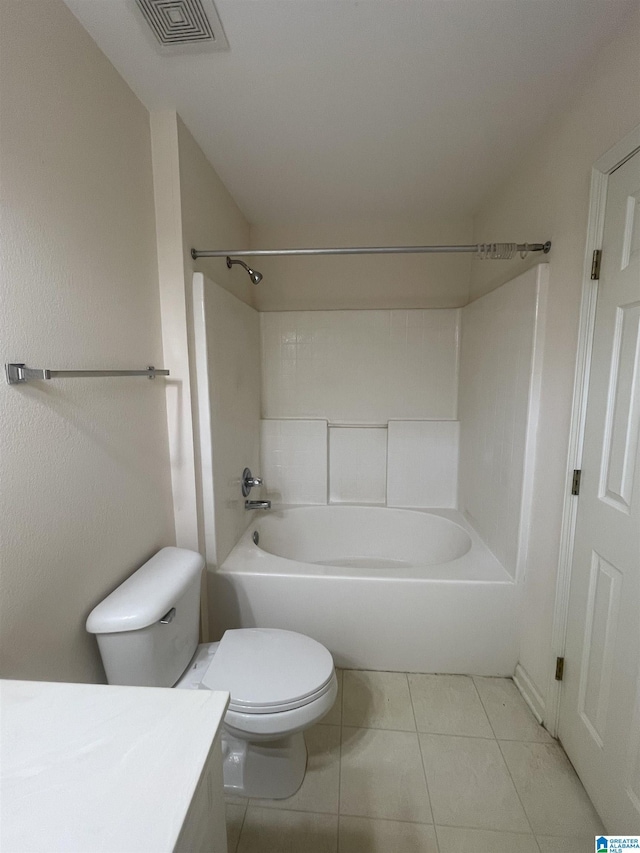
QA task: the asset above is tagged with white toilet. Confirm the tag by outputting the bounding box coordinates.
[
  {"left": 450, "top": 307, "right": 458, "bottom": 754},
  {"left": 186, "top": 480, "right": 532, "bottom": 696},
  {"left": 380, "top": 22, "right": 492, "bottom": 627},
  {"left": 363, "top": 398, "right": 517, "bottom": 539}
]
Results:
[{"left": 86, "top": 547, "right": 338, "bottom": 799}]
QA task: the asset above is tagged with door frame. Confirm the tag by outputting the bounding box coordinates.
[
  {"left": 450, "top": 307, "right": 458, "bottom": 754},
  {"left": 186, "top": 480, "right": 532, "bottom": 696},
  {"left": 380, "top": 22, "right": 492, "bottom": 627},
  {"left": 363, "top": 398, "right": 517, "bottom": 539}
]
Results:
[{"left": 546, "top": 124, "right": 640, "bottom": 737}]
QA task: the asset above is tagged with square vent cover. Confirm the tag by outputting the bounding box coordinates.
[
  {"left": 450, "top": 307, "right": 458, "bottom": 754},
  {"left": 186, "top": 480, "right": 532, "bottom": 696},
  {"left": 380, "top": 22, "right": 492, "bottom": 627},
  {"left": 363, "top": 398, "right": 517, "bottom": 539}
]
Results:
[{"left": 135, "top": 0, "right": 229, "bottom": 51}]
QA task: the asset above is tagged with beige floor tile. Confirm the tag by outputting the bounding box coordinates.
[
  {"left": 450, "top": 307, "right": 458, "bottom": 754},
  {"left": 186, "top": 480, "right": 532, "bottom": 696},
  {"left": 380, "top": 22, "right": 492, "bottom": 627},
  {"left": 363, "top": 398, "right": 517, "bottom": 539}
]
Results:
[
  {"left": 339, "top": 816, "right": 438, "bottom": 852},
  {"left": 473, "top": 677, "right": 553, "bottom": 742},
  {"left": 226, "top": 803, "right": 247, "bottom": 853},
  {"left": 419, "top": 733, "right": 530, "bottom": 832},
  {"left": 499, "top": 741, "right": 604, "bottom": 837},
  {"left": 340, "top": 727, "right": 432, "bottom": 823},
  {"left": 436, "top": 826, "right": 540, "bottom": 853},
  {"left": 251, "top": 725, "right": 340, "bottom": 814},
  {"left": 323, "top": 669, "right": 343, "bottom": 726},
  {"left": 537, "top": 836, "right": 594, "bottom": 852},
  {"left": 343, "top": 670, "right": 415, "bottom": 730},
  {"left": 409, "top": 674, "right": 493, "bottom": 737},
  {"left": 237, "top": 807, "right": 338, "bottom": 853}
]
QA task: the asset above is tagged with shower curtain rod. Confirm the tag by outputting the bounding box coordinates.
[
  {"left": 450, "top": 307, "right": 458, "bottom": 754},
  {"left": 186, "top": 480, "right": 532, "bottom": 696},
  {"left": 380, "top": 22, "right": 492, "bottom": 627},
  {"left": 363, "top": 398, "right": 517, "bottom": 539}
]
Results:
[{"left": 191, "top": 241, "right": 551, "bottom": 260}]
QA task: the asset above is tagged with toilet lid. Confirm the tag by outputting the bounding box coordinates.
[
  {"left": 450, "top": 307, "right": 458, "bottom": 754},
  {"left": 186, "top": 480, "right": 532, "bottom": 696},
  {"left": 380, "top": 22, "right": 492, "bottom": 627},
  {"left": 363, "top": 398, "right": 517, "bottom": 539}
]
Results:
[{"left": 200, "top": 629, "right": 335, "bottom": 714}]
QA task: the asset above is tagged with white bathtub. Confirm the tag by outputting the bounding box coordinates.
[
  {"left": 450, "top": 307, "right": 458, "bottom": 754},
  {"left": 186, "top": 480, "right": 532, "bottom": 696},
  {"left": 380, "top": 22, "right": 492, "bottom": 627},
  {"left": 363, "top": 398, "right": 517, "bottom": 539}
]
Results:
[{"left": 213, "top": 506, "right": 519, "bottom": 674}]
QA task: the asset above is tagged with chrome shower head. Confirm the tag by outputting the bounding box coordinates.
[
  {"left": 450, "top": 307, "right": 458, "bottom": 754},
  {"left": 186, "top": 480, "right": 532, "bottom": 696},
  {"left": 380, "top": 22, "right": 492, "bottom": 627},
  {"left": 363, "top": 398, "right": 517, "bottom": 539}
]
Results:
[{"left": 226, "top": 257, "right": 263, "bottom": 285}]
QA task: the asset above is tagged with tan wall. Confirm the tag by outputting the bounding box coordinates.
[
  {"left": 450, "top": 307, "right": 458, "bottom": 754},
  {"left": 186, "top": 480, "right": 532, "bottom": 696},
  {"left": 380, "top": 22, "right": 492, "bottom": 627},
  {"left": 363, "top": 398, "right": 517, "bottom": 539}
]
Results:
[
  {"left": 0, "top": 0, "right": 175, "bottom": 682},
  {"left": 179, "top": 117, "right": 254, "bottom": 309},
  {"left": 471, "top": 8, "right": 640, "bottom": 714},
  {"left": 251, "top": 218, "right": 473, "bottom": 311}
]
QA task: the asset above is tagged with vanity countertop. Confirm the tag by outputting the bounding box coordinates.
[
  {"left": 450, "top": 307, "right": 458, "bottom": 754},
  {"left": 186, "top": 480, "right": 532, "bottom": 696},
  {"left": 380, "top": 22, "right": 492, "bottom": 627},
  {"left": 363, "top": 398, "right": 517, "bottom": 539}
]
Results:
[{"left": 0, "top": 679, "right": 229, "bottom": 852}]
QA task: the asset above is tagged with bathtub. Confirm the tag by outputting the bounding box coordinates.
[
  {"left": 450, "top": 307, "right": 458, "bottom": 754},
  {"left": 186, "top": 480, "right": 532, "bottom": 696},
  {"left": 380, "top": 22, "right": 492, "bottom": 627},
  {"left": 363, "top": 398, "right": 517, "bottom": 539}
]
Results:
[{"left": 213, "top": 506, "right": 519, "bottom": 674}]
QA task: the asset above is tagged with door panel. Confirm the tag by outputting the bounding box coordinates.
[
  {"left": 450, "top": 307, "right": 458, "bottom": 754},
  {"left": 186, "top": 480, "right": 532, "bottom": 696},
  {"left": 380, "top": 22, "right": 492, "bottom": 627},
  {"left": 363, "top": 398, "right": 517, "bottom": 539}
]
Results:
[{"left": 599, "top": 301, "right": 640, "bottom": 511}]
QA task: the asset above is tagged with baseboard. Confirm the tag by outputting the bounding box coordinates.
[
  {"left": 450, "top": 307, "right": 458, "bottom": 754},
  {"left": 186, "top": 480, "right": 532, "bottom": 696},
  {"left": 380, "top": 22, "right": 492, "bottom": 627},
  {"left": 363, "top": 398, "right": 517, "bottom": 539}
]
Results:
[{"left": 513, "top": 663, "right": 546, "bottom": 724}]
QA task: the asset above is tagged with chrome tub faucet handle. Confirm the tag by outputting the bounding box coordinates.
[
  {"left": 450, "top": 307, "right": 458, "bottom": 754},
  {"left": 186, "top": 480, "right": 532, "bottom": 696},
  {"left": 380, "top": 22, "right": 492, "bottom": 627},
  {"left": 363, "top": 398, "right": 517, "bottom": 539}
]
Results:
[{"left": 242, "top": 467, "right": 263, "bottom": 497}]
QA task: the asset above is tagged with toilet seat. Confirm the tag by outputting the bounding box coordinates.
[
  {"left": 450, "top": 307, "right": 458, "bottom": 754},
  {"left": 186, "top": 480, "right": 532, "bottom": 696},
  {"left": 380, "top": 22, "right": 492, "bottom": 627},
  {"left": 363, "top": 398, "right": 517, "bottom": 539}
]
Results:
[{"left": 200, "top": 628, "right": 335, "bottom": 714}]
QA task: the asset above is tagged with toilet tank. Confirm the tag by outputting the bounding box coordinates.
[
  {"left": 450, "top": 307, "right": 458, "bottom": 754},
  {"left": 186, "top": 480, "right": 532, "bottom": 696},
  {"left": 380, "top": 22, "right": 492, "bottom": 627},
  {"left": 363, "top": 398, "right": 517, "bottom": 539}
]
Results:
[{"left": 86, "top": 547, "right": 204, "bottom": 687}]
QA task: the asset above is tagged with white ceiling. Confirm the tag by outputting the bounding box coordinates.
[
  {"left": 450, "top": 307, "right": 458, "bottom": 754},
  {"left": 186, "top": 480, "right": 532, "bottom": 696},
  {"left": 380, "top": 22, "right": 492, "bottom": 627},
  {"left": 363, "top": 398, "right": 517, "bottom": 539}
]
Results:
[{"left": 65, "top": 0, "right": 636, "bottom": 226}]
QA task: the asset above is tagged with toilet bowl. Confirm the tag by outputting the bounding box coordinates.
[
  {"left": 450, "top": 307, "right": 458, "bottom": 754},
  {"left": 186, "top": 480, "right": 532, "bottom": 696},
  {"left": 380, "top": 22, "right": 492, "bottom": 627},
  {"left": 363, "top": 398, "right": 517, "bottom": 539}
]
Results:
[
  {"left": 86, "top": 547, "right": 337, "bottom": 799},
  {"left": 175, "top": 631, "right": 338, "bottom": 798}
]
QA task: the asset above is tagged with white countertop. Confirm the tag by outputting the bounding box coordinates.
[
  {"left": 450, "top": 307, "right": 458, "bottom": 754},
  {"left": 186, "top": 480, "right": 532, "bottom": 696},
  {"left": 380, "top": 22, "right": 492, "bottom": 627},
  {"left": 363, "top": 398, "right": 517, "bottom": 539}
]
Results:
[{"left": 0, "top": 679, "right": 229, "bottom": 853}]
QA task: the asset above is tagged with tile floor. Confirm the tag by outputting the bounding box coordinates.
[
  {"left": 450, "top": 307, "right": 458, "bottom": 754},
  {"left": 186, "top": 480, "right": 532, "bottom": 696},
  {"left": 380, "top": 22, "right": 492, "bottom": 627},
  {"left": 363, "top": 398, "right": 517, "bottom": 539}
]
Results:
[{"left": 225, "top": 670, "right": 604, "bottom": 852}]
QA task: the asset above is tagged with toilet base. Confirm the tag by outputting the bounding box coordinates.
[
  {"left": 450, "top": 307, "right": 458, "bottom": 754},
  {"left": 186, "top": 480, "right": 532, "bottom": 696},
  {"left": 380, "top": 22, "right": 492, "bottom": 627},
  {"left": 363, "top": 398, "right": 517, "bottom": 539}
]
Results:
[{"left": 221, "top": 731, "right": 308, "bottom": 799}]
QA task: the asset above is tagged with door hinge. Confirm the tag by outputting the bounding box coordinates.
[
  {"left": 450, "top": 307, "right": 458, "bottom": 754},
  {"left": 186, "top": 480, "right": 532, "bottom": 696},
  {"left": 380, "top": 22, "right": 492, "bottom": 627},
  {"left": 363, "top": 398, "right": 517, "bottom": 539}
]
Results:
[
  {"left": 555, "top": 657, "right": 565, "bottom": 681},
  {"left": 571, "top": 469, "right": 581, "bottom": 495},
  {"left": 590, "top": 249, "right": 602, "bottom": 280}
]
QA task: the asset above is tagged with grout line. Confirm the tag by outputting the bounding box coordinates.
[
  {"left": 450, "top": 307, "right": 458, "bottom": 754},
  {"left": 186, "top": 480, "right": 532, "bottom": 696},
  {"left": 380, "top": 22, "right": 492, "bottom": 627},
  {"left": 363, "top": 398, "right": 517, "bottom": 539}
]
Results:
[
  {"left": 496, "top": 738, "right": 537, "bottom": 838},
  {"left": 338, "top": 813, "right": 542, "bottom": 833},
  {"left": 237, "top": 800, "right": 248, "bottom": 852},
  {"left": 471, "top": 674, "right": 498, "bottom": 740},
  {"left": 244, "top": 805, "right": 339, "bottom": 818},
  {"left": 414, "top": 730, "right": 496, "bottom": 741},
  {"left": 432, "top": 823, "right": 538, "bottom": 835},
  {"left": 342, "top": 723, "right": 453, "bottom": 735},
  {"left": 244, "top": 800, "right": 588, "bottom": 843},
  {"left": 407, "top": 672, "right": 438, "bottom": 845},
  {"left": 339, "top": 811, "right": 436, "bottom": 827},
  {"left": 338, "top": 813, "right": 543, "bottom": 833},
  {"left": 473, "top": 675, "right": 552, "bottom": 739},
  {"left": 244, "top": 802, "right": 551, "bottom": 836},
  {"left": 471, "top": 681, "right": 541, "bottom": 844},
  {"left": 231, "top": 797, "right": 248, "bottom": 853},
  {"left": 339, "top": 724, "right": 541, "bottom": 739},
  {"left": 493, "top": 736, "right": 557, "bottom": 744},
  {"left": 254, "top": 805, "right": 340, "bottom": 816}
]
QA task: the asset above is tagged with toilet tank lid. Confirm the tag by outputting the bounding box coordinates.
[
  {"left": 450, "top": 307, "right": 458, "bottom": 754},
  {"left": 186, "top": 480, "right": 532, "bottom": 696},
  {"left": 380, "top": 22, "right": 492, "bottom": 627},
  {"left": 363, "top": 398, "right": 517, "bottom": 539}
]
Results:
[{"left": 86, "top": 547, "right": 204, "bottom": 635}]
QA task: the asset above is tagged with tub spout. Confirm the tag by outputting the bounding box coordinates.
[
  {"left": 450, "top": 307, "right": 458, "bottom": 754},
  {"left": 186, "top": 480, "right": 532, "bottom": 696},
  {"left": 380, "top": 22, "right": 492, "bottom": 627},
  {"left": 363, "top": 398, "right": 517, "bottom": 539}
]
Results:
[{"left": 245, "top": 499, "right": 271, "bottom": 511}]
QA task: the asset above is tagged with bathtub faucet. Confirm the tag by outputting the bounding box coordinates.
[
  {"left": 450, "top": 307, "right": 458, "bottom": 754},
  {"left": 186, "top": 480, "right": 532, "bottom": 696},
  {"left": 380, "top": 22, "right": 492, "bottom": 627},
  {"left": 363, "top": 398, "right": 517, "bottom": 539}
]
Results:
[{"left": 245, "top": 499, "right": 271, "bottom": 511}]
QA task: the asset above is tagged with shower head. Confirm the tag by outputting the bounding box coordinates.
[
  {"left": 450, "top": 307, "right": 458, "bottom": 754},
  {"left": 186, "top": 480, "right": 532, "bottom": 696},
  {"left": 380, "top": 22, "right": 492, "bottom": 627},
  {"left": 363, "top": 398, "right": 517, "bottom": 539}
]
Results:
[{"left": 226, "top": 257, "right": 263, "bottom": 285}]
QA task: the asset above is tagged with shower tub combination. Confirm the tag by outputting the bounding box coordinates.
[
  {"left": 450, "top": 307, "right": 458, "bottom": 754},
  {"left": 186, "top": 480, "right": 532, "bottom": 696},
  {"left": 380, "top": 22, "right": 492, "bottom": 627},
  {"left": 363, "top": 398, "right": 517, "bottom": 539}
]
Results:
[{"left": 213, "top": 506, "right": 518, "bottom": 674}]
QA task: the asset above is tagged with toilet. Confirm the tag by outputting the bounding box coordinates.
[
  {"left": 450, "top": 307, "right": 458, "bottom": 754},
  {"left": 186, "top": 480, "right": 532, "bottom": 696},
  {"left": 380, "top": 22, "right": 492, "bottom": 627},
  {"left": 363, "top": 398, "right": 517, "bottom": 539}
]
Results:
[{"left": 86, "top": 547, "right": 337, "bottom": 799}]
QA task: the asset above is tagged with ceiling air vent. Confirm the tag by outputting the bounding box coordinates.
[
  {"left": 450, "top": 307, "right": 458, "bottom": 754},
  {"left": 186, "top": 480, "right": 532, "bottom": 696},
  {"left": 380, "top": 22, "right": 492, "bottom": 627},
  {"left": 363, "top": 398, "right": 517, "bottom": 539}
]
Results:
[{"left": 134, "top": 0, "right": 229, "bottom": 51}]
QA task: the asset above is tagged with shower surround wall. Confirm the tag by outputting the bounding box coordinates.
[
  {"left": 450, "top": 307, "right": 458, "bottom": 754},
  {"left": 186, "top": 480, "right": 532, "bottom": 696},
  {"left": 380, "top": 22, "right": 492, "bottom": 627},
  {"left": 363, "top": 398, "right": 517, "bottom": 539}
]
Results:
[
  {"left": 258, "top": 266, "right": 547, "bottom": 557},
  {"left": 458, "top": 265, "right": 548, "bottom": 579},
  {"left": 260, "top": 309, "right": 461, "bottom": 506},
  {"left": 192, "top": 274, "right": 261, "bottom": 567}
]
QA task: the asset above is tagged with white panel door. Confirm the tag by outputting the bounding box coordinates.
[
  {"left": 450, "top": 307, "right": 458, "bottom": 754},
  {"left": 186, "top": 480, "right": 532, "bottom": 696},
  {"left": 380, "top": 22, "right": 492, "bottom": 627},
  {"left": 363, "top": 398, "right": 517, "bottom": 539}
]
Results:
[{"left": 559, "top": 148, "right": 640, "bottom": 831}]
